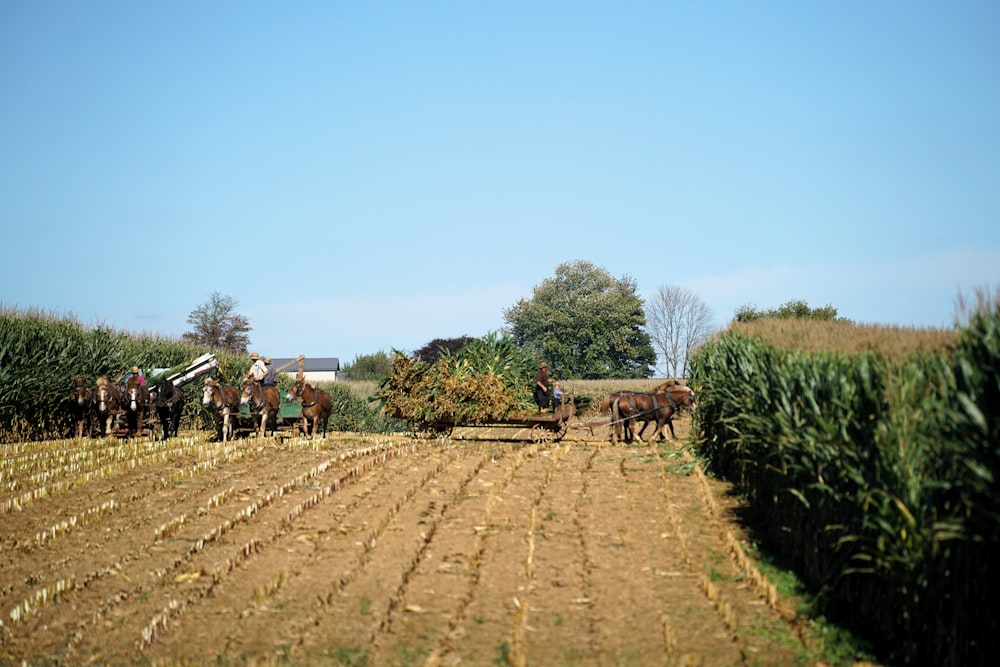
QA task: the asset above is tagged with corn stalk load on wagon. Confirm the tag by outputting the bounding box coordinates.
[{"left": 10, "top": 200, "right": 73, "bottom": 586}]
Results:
[{"left": 378, "top": 348, "right": 576, "bottom": 443}]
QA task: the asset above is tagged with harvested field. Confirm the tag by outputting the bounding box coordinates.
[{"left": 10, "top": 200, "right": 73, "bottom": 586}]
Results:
[{"left": 1, "top": 416, "right": 814, "bottom": 666}]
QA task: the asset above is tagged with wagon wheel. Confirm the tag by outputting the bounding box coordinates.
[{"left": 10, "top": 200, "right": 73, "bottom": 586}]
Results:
[{"left": 530, "top": 423, "right": 556, "bottom": 444}]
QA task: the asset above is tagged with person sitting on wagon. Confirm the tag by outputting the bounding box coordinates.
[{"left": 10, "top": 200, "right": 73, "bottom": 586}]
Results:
[
  {"left": 552, "top": 381, "right": 564, "bottom": 403},
  {"left": 124, "top": 365, "right": 146, "bottom": 387},
  {"left": 262, "top": 356, "right": 277, "bottom": 387},
  {"left": 247, "top": 352, "right": 267, "bottom": 385}
]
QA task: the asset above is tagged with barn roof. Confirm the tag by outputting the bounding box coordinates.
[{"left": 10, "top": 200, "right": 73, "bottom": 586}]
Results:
[{"left": 270, "top": 357, "right": 340, "bottom": 372}]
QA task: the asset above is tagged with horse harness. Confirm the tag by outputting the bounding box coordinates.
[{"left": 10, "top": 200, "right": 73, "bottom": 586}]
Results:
[
  {"left": 297, "top": 383, "right": 321, "bottom": 409},
  {"left": 611, "top": 391, "right": 681, "bottom": 425}
]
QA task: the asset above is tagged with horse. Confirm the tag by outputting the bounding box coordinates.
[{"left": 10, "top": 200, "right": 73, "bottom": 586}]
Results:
[
  {"left": 123, "top": 374, "right": 150, "bottom": 438},
  {"left": 202, "top": 378, "right": 241, "bottom": 442},
  {"left": 285, "top": 377, "right": 332, "bottom": 439},
  {"left": 94, "top": 376, "right": 123, "bottom": 436},
  {"left": 609, "top": 390, "right": 680, "bottom": 444},
  {"left": 151, "top": 379, "right": 185, "bottom": 440},
  {"left": 600, "top": 390, "right": 636, "bottom": 443},
  {"left": 240, "top": 378, "right": 280, "bottom": 438},
  {"left": 665, "top": 384, "right": 697, "bottom": 415},
  {"left": 72, "top": 376, "right": 94, "bottom": 438}
]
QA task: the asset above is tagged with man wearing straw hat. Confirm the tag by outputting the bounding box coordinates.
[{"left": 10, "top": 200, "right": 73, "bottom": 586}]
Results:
[{"left": 247, "top": 352, "right": 267, "bottom": 384}]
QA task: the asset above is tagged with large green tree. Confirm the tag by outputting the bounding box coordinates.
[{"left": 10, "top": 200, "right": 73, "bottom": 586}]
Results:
[{"left": 504, "top": 260, "right": 656, "bottom": 379}]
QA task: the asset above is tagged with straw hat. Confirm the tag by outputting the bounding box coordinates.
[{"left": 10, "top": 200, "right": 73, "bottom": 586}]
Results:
[
  {"left": 131, "top": 365, "right": 139, "bottom": 374},
  {"left": 250, "top": 352, "right": 259, "bottom": 360},
  {"left": 263, "top": 356, "right": 271, "bottom": 364}
]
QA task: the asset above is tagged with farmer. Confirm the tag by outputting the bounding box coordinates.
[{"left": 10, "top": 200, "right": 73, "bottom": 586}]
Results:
[
  {"left": 262, "top": 356, "right": 277, "bottom": 387},
  {"left": 247, "top": 352, "right": 267, "bottom": 384},
  {"left": 534, "top": 362, "right": 551, "bottom": 412}
]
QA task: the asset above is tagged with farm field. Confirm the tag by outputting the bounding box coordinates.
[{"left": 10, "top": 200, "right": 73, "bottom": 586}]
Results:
[{"left": 2, "top": 417, "right": 817, "bottom": 666}]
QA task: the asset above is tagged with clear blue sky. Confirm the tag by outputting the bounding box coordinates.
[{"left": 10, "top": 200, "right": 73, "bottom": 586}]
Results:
[{"left": 3, "top": 1, "right": 998, "bottom": 367}]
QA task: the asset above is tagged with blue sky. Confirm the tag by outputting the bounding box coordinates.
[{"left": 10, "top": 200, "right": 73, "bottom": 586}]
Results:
[{"left": 2, "top": 1, "right": 998, "bottom": 368}]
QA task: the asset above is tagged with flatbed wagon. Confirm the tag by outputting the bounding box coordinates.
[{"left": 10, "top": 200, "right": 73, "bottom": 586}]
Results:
[
  {"left": 401, "top": 394, "right": 576, "bottom": 443},
  {"left": 232, "top": 394, "right": 304, "bottom": 438}
]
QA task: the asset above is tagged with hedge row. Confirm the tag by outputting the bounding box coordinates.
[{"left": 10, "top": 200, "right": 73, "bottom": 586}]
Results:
[{"left": 690, "top": 314, "right": 999, "bottom": 665}]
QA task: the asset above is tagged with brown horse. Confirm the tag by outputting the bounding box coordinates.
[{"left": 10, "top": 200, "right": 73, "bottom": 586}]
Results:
[
  {"left": 124, "top": 375, "right": 150, "bottom": 438},
  {"left": 665, "top": 384, "right": 696, "bottom": 414},
  {"left": 240, "top": 379, "right": 280, "bottom": 438},
  {"left": 610, "top": 390, "right": 680, "bottom": 443},
  {"left": 201, "top": 378, "right": 241, "bottom": 442},
  {"left": 285, "top": 377, "right": 332, "bottom": 439},
  {"left": 94, "top": 376, "right": 123, "bottom": 436},
  {"left": 72, "top": 376, "right": 94, "bottom": 438}
]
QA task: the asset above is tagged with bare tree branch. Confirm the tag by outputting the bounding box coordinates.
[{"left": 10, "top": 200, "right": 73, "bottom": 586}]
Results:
[{"left": 645, "top": 285, "right": 716, "bottom": 378}]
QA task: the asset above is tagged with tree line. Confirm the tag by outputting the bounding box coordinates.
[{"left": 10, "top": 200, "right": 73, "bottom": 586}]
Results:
[{"left": 186, "top": 261, "right": 846, "bottom": 381}]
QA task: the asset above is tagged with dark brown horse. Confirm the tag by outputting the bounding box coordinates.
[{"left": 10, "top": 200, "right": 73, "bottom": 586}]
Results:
[
  {"left": 72, "top": 376, "right": 94, "bottom": 438},
  {"left": 201, "top": 378, "right": 241, "bottom": 442},
  {"left": 285, "top": 377, "right": 332, "bottom": 439},
  {"left": 610, "top": 390, "right": 680, "bottom": 443},
  {"left": 152, "top": 379, "right": 185, "bottom": 440},
  {"left": 94, "top": 376, "right": 123, "bottom": 436},
  {"left": 124, "top": 375, "right": 150, "bottom": 438},
  {"left": 240, "top": 379, "right": 280, "bottom": 438}
]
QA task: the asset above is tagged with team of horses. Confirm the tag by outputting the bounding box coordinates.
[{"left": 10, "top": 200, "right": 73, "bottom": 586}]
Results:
[
  {"left": 600, "top": 380, "right": 697, "bottom": 444},
  {"left": 74, "top": 375, "right": 186, "bottom": 440}
]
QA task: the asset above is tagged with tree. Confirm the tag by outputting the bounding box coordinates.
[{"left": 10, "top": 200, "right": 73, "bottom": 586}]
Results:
[
  {"left": 182, "top": 292, "right": 252, "bottom": 354},
  {"left": 734, "top": 299, "right": 842, "bottom": 323},
  {"left": 645, "top": 285, "right": 715, "bottom": 379},
  {"left": 504, "top": 260, "right": 657, "bottom": 379},
  {"left": 341, "top": 351, "right": 393, "bottom": 381},
  {"left": 412, "top": 336, "right": 476, "bottom": 363}
]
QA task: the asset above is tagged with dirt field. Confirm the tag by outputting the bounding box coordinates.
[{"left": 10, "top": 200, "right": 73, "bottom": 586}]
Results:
[{"left": 1, "top": 417, "right": 815, "bottom": 666}]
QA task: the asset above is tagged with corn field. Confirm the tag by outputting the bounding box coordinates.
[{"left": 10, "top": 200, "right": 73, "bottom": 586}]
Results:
[
  {"left": 0, "top": 307, "right": 261, "bottom": 442},
  {"left": 690, "top": 315, "right": 999, "bottom": 666}
]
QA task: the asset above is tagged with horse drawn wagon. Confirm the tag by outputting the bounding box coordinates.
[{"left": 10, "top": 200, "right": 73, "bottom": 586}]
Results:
[
  {"left": 204, "top": 356, "right": 332, "bottom": 441},
  {"left": 392, "top": 393, "right": 576, "bottom": 443}
]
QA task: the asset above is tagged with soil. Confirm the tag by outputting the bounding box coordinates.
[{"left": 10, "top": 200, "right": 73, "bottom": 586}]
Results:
[{"left": 1, "top": 416, "right": 814, "bottom": 666}]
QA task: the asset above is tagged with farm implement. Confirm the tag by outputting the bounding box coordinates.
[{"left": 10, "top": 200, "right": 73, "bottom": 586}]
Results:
[{"left": 104, "top": 353, "right": 219, "bottom": 438}]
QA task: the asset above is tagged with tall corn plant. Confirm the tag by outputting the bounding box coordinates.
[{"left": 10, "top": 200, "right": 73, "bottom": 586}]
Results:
[
  {"left": 0, "top": 306, "right": 251, "bottom": 441},
  {"left": 690, "top": 317, "right": 1000, "bottom": 666},
  {"left": 914, "top": 309, "right": 1000, "bottom": 666}
]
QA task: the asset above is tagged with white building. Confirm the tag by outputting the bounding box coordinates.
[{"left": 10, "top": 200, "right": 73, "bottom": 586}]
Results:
[{"left": 269, "top": 357, "right": 341, "bottom": 384}]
